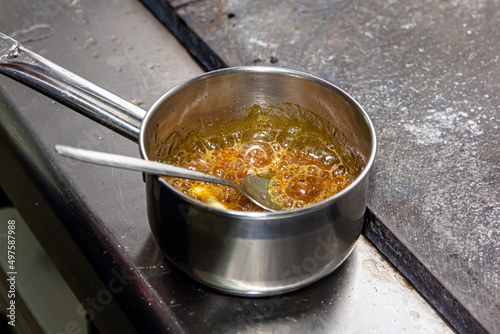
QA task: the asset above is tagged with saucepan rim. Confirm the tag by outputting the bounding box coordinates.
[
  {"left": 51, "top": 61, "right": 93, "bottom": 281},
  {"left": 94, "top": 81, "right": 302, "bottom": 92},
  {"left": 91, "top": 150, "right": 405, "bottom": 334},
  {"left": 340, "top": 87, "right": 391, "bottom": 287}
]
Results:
[{"left": 138, "top": 66, "right": 377, "bottom": 218}]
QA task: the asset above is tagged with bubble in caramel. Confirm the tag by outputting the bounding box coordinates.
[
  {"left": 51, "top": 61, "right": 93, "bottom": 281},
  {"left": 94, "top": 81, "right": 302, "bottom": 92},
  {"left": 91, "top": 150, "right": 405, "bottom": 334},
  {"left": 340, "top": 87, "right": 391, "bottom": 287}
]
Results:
[{"left": 159, "top": 104, "right": 364, "bottom": 211}]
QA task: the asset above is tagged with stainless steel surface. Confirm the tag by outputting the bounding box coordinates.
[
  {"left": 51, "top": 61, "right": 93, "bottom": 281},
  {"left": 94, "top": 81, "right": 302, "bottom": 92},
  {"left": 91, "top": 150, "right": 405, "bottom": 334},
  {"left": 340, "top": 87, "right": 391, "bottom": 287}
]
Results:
[
  {"left": 0, "top": 0, "right": 453, "bottom": 332},
  {"left": 140, "top": 66, "right": 375, "bottom": 295},
  {"left": 55, "top": 144, "right": 279, "bottom": 211},
  {"left": 0, "top": 32, "right": 145, "bottom": 141}
]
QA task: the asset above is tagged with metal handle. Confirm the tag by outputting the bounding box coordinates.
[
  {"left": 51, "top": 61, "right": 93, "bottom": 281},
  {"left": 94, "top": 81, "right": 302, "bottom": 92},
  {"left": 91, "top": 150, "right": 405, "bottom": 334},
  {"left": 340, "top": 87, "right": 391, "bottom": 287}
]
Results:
[
  {"left": 55, "top": 145, "right": 237, "bottom": 188},
  {"left": 0, "top": 32, "right": 147, "bottom": 142}
]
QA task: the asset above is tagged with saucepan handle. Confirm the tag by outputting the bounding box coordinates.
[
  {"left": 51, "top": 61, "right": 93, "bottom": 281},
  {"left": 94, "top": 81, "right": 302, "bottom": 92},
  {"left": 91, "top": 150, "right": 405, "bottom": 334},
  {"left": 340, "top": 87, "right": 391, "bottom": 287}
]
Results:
[{"left": 0, "top": 32, "right": 147, "bottom": 142}]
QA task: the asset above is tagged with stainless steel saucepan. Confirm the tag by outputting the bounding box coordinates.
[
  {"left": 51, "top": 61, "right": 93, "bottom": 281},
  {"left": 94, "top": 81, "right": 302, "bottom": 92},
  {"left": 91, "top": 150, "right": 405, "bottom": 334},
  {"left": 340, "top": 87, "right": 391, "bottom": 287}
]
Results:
[{"left": 0, "top": 32, "right": 376, "bottom": 296}]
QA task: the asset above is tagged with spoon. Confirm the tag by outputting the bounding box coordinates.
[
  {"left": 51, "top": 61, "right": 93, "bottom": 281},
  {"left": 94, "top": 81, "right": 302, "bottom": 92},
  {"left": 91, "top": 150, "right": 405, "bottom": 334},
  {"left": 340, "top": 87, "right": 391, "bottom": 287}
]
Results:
[{"left": 54, "top": 145, "right": 281, "bottom": 212}]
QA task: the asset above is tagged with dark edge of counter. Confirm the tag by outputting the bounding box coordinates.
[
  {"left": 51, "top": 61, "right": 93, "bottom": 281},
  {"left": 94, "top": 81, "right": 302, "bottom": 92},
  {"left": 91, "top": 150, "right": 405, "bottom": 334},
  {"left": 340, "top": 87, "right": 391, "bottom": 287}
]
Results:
[
  {"left": 139, "top": 0, "right": 228, "bottom": 71},
  {"left": 136, "top": 1, "right": 488, "bottom": 333},
  {"left": 363, "top": 209, "right": 486, "bottom": 334}
]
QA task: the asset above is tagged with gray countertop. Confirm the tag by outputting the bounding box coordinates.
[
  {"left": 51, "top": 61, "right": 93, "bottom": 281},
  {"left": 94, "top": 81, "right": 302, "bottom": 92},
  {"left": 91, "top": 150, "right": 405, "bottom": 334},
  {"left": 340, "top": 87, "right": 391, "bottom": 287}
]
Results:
[
  {"left": 138, "top": 0, "right": 499, "bottom": 332},
  {"left": 0, "top": 0, "right": 497, "bottom": 333}
]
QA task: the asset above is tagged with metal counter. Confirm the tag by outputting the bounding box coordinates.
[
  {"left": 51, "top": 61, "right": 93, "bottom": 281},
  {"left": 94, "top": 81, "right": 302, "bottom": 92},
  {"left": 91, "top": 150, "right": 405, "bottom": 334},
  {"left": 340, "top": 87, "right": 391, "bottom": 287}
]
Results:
[{"left": 0, "top": 0, "right": 490, "bottom": 332}]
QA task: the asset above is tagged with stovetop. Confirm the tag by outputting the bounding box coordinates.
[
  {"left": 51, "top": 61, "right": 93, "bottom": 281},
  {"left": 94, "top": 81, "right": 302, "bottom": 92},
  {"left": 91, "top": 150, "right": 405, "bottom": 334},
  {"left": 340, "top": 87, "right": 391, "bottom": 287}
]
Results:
[{"left": 1, "top": 0, "right": 497, "bottom": 333}]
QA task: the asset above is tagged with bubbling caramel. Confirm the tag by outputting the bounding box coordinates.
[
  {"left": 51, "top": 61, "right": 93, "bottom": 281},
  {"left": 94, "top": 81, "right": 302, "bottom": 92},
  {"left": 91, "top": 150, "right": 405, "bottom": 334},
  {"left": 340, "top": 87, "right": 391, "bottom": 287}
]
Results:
[{"left": 159, "top": 104, "right": 364, "bottom": 211}]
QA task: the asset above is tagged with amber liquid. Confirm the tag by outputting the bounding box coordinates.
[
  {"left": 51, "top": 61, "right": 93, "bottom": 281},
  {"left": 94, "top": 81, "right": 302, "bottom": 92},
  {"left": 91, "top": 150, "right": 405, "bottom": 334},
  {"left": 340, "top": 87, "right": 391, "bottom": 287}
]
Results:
[{"left": 160, "top": 104, "right": 364, "bottom": 211}]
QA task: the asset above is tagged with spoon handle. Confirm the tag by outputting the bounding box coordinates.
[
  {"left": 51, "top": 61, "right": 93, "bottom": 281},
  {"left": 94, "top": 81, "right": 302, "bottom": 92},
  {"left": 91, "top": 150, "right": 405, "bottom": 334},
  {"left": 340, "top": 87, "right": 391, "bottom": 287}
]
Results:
[{"left": 55, "top": 145, "right": 237, "bottom": 188}]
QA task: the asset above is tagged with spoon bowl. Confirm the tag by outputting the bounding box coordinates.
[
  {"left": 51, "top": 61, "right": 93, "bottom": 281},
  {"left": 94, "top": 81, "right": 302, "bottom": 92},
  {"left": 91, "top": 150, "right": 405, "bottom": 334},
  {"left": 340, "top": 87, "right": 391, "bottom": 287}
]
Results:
[{"left": 54, "top": 144, "right": 280, "bottom": 212}]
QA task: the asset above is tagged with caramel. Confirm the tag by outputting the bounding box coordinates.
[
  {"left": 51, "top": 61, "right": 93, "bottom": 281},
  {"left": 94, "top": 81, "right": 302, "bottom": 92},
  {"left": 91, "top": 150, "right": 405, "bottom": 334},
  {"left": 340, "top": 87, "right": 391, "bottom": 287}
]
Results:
[{"left": 160, "top": 104, "right": 363, "bottom": 211}]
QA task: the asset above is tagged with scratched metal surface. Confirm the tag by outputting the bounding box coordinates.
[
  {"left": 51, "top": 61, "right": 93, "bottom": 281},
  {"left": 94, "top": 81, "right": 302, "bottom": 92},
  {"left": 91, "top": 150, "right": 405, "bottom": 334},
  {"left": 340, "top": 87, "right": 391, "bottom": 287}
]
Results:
[
  {"left": 0, "top": 0, "right": 454, "bottom": 332},
  {"left": 147, "top": 0, "right": 500, "bottom": 332}
]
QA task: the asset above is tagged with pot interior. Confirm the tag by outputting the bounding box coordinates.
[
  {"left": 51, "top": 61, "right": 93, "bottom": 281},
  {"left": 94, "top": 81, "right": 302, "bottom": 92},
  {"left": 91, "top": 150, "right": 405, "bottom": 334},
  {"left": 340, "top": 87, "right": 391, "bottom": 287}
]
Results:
[{"left": 140, "top": 67, "right": 374, "bottom": 199}]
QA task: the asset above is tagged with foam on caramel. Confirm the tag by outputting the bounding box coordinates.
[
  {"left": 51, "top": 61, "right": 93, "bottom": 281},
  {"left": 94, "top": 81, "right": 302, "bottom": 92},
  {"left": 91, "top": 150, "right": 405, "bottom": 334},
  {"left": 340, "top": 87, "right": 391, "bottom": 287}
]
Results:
[{"left": 160, "top": 104, "right": 364, "bottom": 211}]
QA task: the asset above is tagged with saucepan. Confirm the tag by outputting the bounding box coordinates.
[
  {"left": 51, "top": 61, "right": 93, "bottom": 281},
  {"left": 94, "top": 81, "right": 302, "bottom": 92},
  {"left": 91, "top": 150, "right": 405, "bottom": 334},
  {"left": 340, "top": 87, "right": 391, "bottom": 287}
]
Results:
[{"left": 0, "top": 32, "right": 376, "bottom": 295}]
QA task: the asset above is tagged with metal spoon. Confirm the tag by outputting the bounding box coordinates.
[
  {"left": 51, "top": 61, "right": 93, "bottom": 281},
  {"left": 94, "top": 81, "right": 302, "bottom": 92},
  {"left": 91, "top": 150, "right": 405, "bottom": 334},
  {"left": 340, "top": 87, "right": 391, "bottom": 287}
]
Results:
[{"left": 55, "top": 145, "right": 281, "bottom": 212}]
